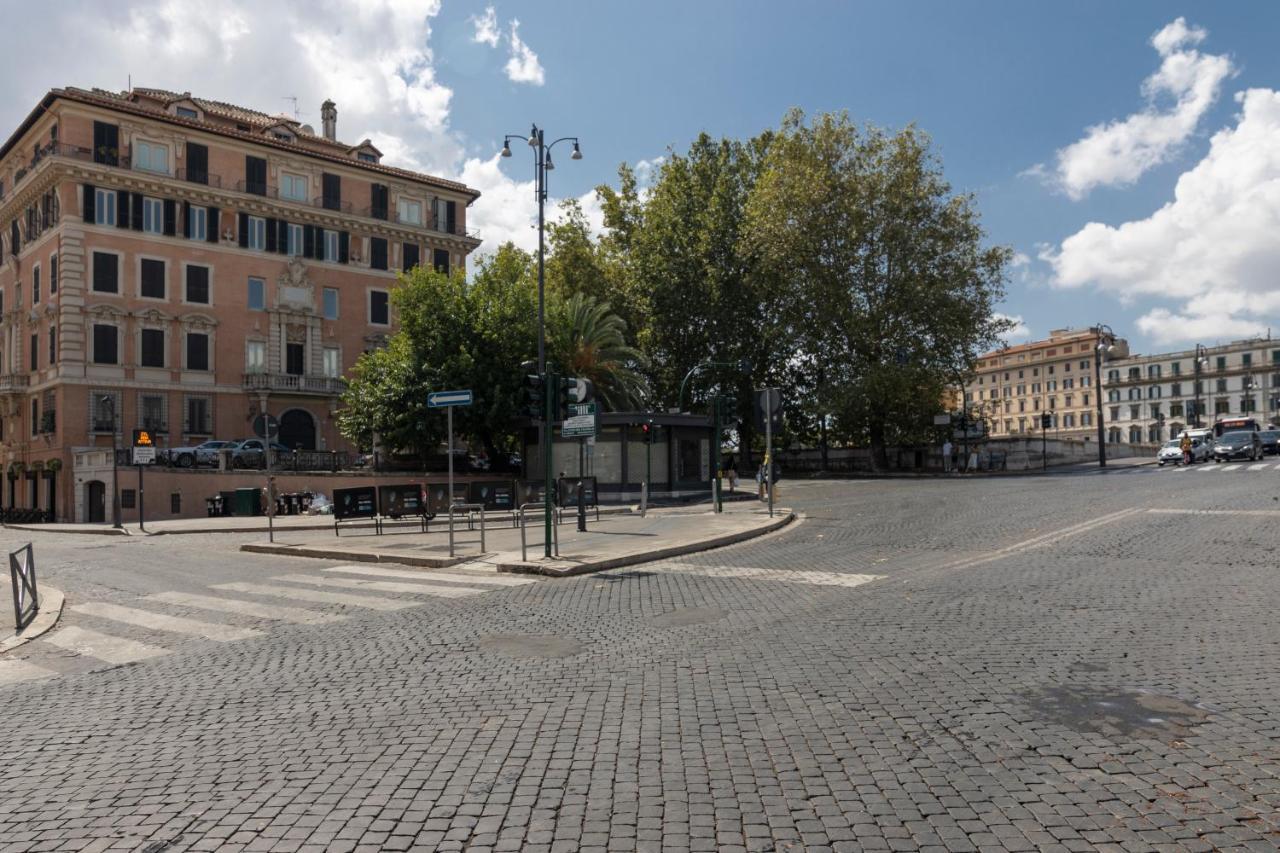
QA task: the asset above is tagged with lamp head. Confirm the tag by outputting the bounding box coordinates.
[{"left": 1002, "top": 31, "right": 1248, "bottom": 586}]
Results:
[
  {"left": 527, "top": 124, "right": 538, "bottom": 147},
  {"left": 571, "top": 141, "right": 582, "bottom": 160},
  {"left": 500, "top": 141, "right": 512, "bottom": 158},
  {"left": 544, "top": 152, "right": 554, "bottom": 171}
]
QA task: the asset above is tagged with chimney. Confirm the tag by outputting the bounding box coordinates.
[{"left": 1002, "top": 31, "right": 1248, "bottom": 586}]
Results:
[{"left": 321, "top": 100, "right": 337, "bottom": 141}]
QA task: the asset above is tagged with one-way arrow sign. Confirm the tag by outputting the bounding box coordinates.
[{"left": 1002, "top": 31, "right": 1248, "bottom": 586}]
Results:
[{"left": 428, "top": 389, "right": 473, "bottom": 408}]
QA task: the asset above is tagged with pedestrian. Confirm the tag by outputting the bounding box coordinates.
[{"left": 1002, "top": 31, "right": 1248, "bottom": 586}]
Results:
[
  {"left": 1180, "top": 433, "right": 1192, "bottom": 465},
  {"left": 942, "top": 439, "right": 954, "bottom": 473},
  {"left": 727, "top": 463, "right": 738, "bottom": 493}
]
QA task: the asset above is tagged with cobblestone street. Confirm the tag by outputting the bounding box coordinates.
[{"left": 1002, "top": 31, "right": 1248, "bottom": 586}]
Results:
[{"left": 3, "top": 468, "right": 1280, "bottom": 851}]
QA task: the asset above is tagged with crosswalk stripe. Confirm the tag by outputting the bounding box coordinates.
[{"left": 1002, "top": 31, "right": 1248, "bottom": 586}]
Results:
[
  {"left": 644, "top": 563, "right": 885, "bottom": 588},
  {"left": 147, "top": 591, "right": 344, "bottom": 624},
  {"left": 212, "top": 581, "right": 417, "bottom": 611},
  {"left": 72, "top": 602, "right": 262, "bottom": 642},
  {"left": 0, "top": 658, "right": 58, "bottom": 686},
  {"left": 322, "top": 565, "right": 535, "bottom": 587},
  {"left": 273, "top": 573, "right": 488, "bottom": 598},
  {"left": 1249, "top": 463, "right": 1270, "bottom": 471},
  {"left": 42, "top": 625, "right": 169, "bottom": 665},
  {"left": 1199, "top": 465, "right": 1221, "bottom": 472},
  {"left": 1221, "top": 464, "right": 1241, "bottom": 471}
]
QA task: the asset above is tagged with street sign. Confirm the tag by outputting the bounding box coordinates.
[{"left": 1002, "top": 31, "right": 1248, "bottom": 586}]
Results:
[
  {"left": 562, "top": 401, "right": 598, "bottom": 437},
  {"left": 754, "top": 388, "right": 783, "bottom": 432},
  {"left": 253, "top": 414, "right": 279, "bottom": 440},
  {"left": 132, "top": 446, "right": 156, "bottom": 465},
  {"left": 132, "top": 429, "right": 156, "bottom": 447},
  {"left": 933, "top": 414, "right": 952, "bottom": 426},
  {"left": 428, "top": 389, "right": 473, "bottom": 408}
]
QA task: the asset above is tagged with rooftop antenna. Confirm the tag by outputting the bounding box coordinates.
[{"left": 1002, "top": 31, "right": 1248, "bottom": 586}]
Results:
[
  {"left": 127, "top": 74, "right": 132, "bottom": 93},
  {"left": 282, "top": 96, "right": 300, "bottom": 121}
]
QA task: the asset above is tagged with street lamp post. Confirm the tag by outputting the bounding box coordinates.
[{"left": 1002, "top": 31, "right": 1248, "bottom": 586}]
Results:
[
  {"left": 101, "top": 394, "right": 123, "bottom": 529},
  {"left": 1093, "top": 324, "right": 1117, "bottom": 467},
  {"left": 501, "top": 125, "right": 581, "bottom": 558},
  {"left": 1193, "top": 344, "right": 1208, "bottom": 428}
]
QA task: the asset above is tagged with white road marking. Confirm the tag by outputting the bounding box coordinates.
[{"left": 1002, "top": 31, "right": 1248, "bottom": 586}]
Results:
[
  {"left": 1148, "top": 508, "right": 1280, "bottom": 517},
  {"left": 943, "top": 507, "right": 1145, "bottom": 572},
  {"left": 273, "top": 574, "right": 488, "bottom": 598},
  {"left": 42, "top": 625, "right": 169, "bottom": 665},
  {"left": 147, "top": 591, "right": 344, "bottom": 624},
  {"left": 72, "top": 602, "right": 262, "bottom": 642},
  {"left": 322, "top": 565, "right": 535, "bottom": 587},
  {"left": 1221, "top": 465, "right": 1241, "bottom": 472},
  {"left": 212, "top": 581, "right": 417, "bottom": 611},
  {"left": 1249, "top": 463, "right": 1270, "bottom": 471},
  {"left": 644, "top": 563, "right": 884, "bottom": 588},
  {"left": 0, "top": 658, "right": 58, "bottom": 686},
  {"left": 1199, "top": 465, "right": 1223, "bottom": 471}
]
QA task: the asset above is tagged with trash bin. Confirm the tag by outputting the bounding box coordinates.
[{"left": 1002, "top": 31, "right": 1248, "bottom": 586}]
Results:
[
  {"left": 232, "top": 487, "right": 261, "bottom": 516},
  {"left": 218, "top": 491, "right": 236, "bottom": 517},
  {"left": 206, "top": 497, "right": 217, "bottom": 517}
]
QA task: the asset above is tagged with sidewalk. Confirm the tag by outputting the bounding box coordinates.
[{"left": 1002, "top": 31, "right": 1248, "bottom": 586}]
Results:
[
  {"left": 804, "top": 454, "right": 1156, "bottom": 479},
  {"left": 241, "top": 502, "right": 795, "bottom": 576}
]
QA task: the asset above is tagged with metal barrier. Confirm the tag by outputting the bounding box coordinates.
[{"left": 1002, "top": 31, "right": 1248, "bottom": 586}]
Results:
[
  {"left": 448, "top": 503, "right": 486, "bottom": 557},
  {"left": 519, "top": 502, "right": 560, "bottom": 562},
  {"left": 9, "top": 542, "right": 38, "bottom": 631}
]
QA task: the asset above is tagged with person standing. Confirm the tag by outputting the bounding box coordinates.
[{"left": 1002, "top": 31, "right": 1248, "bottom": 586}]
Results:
[
  {"left": 942, "top": 439, "right": 954, "bottom": 473},
  {"left": 1180, "top": 433, "right": 1193, "bottom": 465}
]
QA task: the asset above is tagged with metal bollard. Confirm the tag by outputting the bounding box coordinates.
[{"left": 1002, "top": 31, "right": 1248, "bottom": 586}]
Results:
[{"left": 577, "top": 481, "right": 586, "bottom": 532}]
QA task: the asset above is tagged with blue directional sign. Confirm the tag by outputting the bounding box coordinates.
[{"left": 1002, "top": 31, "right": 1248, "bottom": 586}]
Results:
[{"left": 428, "top": 389, "right": 473, "bottom": 408}]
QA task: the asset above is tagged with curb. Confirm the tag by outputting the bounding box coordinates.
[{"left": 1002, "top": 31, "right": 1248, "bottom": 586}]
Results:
[
  {"left": 497, "top": 510, "right": 797, "bottom": 577},
  {"left": 0, "top": 586, "right": 66, "bottom": 654},
  {"left": 798, "top": 460, "right": 1158, "bottom": 479},
  {"left": 3, "top": 524, "right": 131, "bottom": 536},
  {"left": 239, "top": 542, "right": 467, "bottom": 568}
]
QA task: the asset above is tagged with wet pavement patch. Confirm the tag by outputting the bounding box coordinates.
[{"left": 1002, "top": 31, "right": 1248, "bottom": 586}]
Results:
[
  {"left": 477, "top": 634, "right": 580, "bottom": 658},
  {"left": 651, "top": 607, "right": 729, "bottom": 627},
  {"left": 1024, "top": 684, "right": 1214, "bottom": 741}
]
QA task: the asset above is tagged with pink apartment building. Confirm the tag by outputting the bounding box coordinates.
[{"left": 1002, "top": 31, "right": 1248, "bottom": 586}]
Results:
[{"left": 0, "top": 87, "right": 480, "bottom": 522}]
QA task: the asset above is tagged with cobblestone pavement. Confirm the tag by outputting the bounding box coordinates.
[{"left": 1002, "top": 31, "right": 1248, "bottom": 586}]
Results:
[{"left": 3, "top": 469, "right": 1280, "bottom": 851}]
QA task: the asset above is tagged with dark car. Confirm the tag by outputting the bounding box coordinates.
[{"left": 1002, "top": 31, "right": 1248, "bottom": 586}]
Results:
[
  {"left": 230, "top": 438, "right": 293, "bottom": 469},
  {"left": 1212, "top": 430, "right": 1261, "bottom": 462},
  {"left": 1260, "top": 429, "right": 1280, "bottom": 455}
]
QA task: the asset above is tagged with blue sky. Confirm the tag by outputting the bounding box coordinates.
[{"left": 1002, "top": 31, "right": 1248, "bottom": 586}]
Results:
[{"left": 5, "top": 1, "right": 1280, "bottom": 355}]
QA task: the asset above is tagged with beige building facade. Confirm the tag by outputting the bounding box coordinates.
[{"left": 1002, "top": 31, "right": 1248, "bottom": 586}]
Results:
[{"left": 0, "top": 86, "right": 480, "bottom": 521}]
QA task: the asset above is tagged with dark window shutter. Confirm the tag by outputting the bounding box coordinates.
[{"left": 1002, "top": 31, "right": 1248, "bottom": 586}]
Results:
[
  {"left": 93, "top": 252, "right": 118, "bottom": 293},
  {"left": 238, "top": 213, "right": 249, "bottom": 248},
  {"left": 338, "top": 231, "right": 349, "bottom": 264},
  {"left": 187, "top": 333, "right": 209, "bottom": 371},
  {"left": 303, "top": 224, "right": 315, "bottom": 258},
  {"left": 117, "top": 190, "right": 131, "bottom": 229},
  {"left": 93, "top": 122, "right": 119, "bottom": 166},
  {"left": 371, "top": 184, "right": 388, "bottom": 219},
  {"left": 277, "top": 219, "right": 289, "bottom": 254},
  {"left": 163, "top": 199, "right": 176, "bottom": 236},
  {"left": 402, "top": 243, "right": 419, "bottom": 272},
  {"left": 50, "top": 255, "right": 58, "bottom": 294},
  {"left": 94, "top": 324, "right": 118, "bottom": 364},
  {"left": 83, "top": 184, "right": 95, "bottom": 223},
  {"left": 131, "top": 194, "right": 143, "bottom": 231},
  {"left": 245, "top": 156, "right": 267, "bottom": 194},
  {"left": 186, "top": 265, "right": 210, "bottom": 304},
  {"left": 370, "top": 237, "right": 388, "bottom": 271},
  {"left": 265, "top": 217, "right": 278, "bottom": 253},
  {"left": 140, "top": 259, "right": 165, "bottom": 299},
  {"left": 183, "top": 200, "right": 192, "bottom": 238},
  {"left": 322, "top": 173, "right": 341, "bottom": 210},
  {"left": 446, "top": 201, "right": 457, "bottom": 235},
  {"left": 141, "top": 329, "right": 165, "bottom": 368},
  {"left": 313, "top": 227, "right": 326, "bottom": 260},
  {"left": 186, "top": 143, "right": 208, "bottom": 184},
  {"left": 433, "top": 248, "right": 450, "bottom": 275},
  {"left": 207, "top": 207, "right": 219, "bottom": 243}
]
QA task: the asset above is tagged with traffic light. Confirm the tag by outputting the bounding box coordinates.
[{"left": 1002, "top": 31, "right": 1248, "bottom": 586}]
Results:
[
  {"left": 1041, "top": 412, "right": 1052, "bottom": 429},
  {"left": 523, "top": 365, "right": 545, "bottom": 419},
  {"left": 642, "top": 420, "right": 653, "bottom": 443},
  {"left": 556, "top": 376, "right": 575, "bottom": 420}
]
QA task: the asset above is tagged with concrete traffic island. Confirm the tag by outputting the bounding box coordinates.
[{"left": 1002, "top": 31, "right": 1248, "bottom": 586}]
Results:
[{"left": 238, "top": 503, "right": 794, "bottom": 575}]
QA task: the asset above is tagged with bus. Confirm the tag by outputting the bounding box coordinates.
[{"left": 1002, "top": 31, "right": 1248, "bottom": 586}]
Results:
[{"left": 1214, "top": 417, "right": 1260, "bottom": 438}]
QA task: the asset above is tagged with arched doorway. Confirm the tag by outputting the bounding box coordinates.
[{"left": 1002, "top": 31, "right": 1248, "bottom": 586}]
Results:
[
  {"left": 278, "top": 409, "right": 317, "bottom": 450},
  {"left": 86, "top": 481, "right": 106, "bottom": 523}
]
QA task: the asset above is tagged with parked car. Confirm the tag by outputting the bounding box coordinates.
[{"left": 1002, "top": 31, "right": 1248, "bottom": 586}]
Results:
[
  {"left": 168, "top": 439, "right": 236, "bottom": 468},
  {"left": 1260, "top": 429, "right": 1280, "bottom": 455},
  {"left": 1157, "top": 441, "right": 1184, "bottom": 466},
  {"left": 230, "top": 438, "right": 293, "bottom": 469},
  {"left": 1212, "top": 430, "right": 1261, "bottom": 462}
]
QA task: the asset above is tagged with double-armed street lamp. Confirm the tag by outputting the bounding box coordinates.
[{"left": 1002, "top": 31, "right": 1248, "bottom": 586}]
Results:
[
  {"left": 1193, "top": 343, "right": 1209, "bottom": 428},
  {"left": 500, "top": 125, "right": 582, "bottom": 557},
  {"left": 1093, "top": 323, "right": 1118, "bottom": 467}
]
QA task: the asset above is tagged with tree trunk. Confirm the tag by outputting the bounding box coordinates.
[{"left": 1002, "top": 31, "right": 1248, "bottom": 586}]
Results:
[{"left": 869, "top": 419, "right": 889, "bottom": 472}]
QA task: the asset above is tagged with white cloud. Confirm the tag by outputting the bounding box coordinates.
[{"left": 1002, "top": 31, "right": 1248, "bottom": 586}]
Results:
[
  {"left": 504, "top": 19, "right": 545, "bottom": 86},
  {"left": 1047, "top": 88, "right": 1280, "bottom": 348},
  {"left": 994, "top": 313, "right": 1031, "bottom": 343},
  {"left": 1037, "top": 17, "right": 1233, "bottom": 200},
  {"left": 470, "top": 5, "right": 499, "bottom": 47}
]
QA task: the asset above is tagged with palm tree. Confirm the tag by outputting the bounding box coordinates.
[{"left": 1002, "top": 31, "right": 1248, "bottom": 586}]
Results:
[{"left": 547, "top": 292, "right": 649, "bottom": 410}]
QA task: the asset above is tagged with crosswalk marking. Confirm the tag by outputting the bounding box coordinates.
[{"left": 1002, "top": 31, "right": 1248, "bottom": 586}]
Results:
[
  {"left": 72, "top": 602, "right": 263, "bottom": 642},
  {"left": 0, "top": 658, "right": 58, "bottom": 686},
  {"left": 1221, "top": 464, "right": 1242, "bottom": 471},
  {"left": 147, "top": 591, "right": 345, "bottom": 624},
  {"left": 42, "top": 625, "right": 169, "bottom": 665},
  {"left": 274, "top": 574, "right": 489, "bottom": 598},
  {"left": 322, "top": 564, "right": 536, "bottom": 587},
  {"left": 643, "top": 563, "right": 886, "bottom": 588},
  {"left": 1249, "top": 463, "right": 1271, "bottom": 471},
  {"left": 211, "top": 581, "right": 417, "bottom": 611}
]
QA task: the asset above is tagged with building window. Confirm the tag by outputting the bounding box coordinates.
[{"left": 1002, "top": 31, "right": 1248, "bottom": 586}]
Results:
[
  {"left": 280, "top": 173, "right": 308, "bottom": 202},
  {"left": 141, "top": 197, "right": 164, "bottom": 233},
  {"left": 140, "top": 328, "right": 166, "bottom": 368},
  {"left": 186, "top": 333, "right": 210, "bottom": 371},
  {"left": 176, "top": 106, "right": 198, "bottom": 119},
  {"left": 1215, "top": 399, "right": 1230, "bottom": 415},
  {"left": 133, "top": 140, "right": 169, "bottom": 173},
  {"left": 1243, "top": 353, "right": 1254, "bottom": 367},
  {"left": 48, "top": 327, "right": 57, "bottom": 364},
  {"left": 30, "top": 332, "right": 38, "bottom": 371},
  {"left": 184, "top": 395, "right": 212, "bottom": 434},
  {"left": 246, "top": 340, "right": 266, "bottom": 373},
  {"left": 186, "top": 265, "right": 210, "bottom": 304},
  {"left": 248, "top": 277, "right": 265, "bottom": 311},
  {"left": 323, "top": 347, "right": 340, "bottom": 378},
  {"left": 433, "top": 248, "right": 450, "bottom": 275},
  {"left": 245, "top": 156, "right": 267, "bottom": 195},
  {"left": 93, "top": 324, "right": 118, "bottom": 364},
  {"left": 139, "top": 393, "right": 168, "bottom": 433},
  {"left": 94, "top": 188, "right": 116, "bottom": 226},
  {"left": 93, "top": 251, "right": 119, "bottom": 293},
  {"left": 357, "top": 152, "right": 377, "bottom": 163},
  {"left": 324, "top": 230, "right": 338, "bottom": 262},
  {"left": 1242, "top": 396, "right": 1257, "bottom": 413},
  {"left": 323, "top": 287, "right": 339, "bottom": 320},
  {"left": 322, "top": 173, "right": 341, "bottom": 211},
  {"left": 286, "top": 342, "right": 305, "bottom": 376},
  {"left": 1216, "top": 378, "right": 1227, "bottom": 393},
  {"left": 402, "top": 243, "right": 420, "bottom": 272},
  {"left": 30, "top": 398, "right": 39, "bottom": 436},
  {"left": 369, "top": 290, "right": 389, "bottom": 325},
  {"left": 140, "top": 258, "right": 166, "bottom": 299},
  {"left": 91, "top": 391, "right": 119, "bottom": 433},
  {"left": 50, "top": 254, "right": 58, "bottom": 295},
  {"left": 370, "top": 237, "right": 388, "bottom": 270},
  {"left": 32, "top": 265, "right": 40, "bottom": 304},
  {"left": 1109, "top": 406, "right": 1120, "bottom": 422},
  {"left": 1170, "top": 403, "right": 1183, "bottom": 418},
  {"left": 287, "top": 223, "right": 303, "bottom": 256},
  {"left": 247, "top": 216, "right": 266, "bottom": 250},
  {"left": 397, "top": 198, "right": 422, "bottom": 225},
  {"left": 1217, "top": 356, "right": 1227, "bottom": 371},
  {"left": 188, "top": 205, "right": 207, "bottom": 241}
]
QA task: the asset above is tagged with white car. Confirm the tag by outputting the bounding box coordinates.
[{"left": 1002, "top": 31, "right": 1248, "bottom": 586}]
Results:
[{"left": 1158, "top": 437, "right": 1209, "bottom": 465}]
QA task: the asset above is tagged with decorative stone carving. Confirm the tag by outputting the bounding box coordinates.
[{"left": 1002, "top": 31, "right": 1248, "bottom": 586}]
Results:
[
  {"left": 286, "top": 323, "right": 307, "bottom": 343},
  {"left": 276, "top": 256, "right": 314, "bottom": 312}
]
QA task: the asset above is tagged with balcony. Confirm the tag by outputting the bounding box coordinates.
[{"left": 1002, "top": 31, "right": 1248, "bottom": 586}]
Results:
[
  {"left": 176, "top": 168, "right": 221, "bottom": 188},
  {"left": 0, "top": 375, "right": 30, "bottom": 393},
  {"left": 235, "top": 180, "right": 279, "bottom": 198},
  {"left": 243, "top": 373, "right": 345, "bottom": 396}
]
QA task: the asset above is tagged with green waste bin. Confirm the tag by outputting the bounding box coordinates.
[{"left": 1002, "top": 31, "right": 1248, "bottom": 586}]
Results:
[{"left": 232, "top": 487, "right": 262, "bottom": 516}]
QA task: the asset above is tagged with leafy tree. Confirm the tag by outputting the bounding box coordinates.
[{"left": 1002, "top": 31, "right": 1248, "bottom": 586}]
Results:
[
  {"left": 744, "top": 110, "right": 1011, "bottom": 469},
  {"left": 547, "top": 292, "right": 649, "bottom": 410}
]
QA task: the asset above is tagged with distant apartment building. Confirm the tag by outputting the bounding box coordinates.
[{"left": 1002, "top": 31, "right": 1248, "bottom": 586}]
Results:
[
  {"left": 0, "top": 86, "right": 480, "bottom": 521},
  {"left": 966, "top": 328, "right": 1128, "bottom": 441},
  {"left": 1100, "top": 337, "right": 1280, "bottom": 444}
]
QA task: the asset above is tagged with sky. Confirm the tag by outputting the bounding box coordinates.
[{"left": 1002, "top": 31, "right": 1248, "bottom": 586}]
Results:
[{"left": 2, "top": 0, "right": 1279, "bottom": 357}]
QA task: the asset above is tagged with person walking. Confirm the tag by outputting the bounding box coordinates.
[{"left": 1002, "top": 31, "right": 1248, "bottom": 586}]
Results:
[
  {"left": 942, "top": 439, "right": 954, "bottom": 473},
  {"left": 1180, "top": 433, "right": 1193, "bottom": 465}
]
